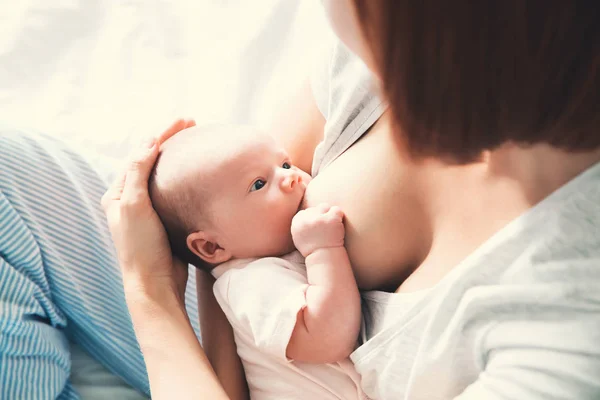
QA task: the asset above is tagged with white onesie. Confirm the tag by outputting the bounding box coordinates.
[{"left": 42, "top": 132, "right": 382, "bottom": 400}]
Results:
[{"left": 212, "top": 251, "right": 366, "bottom": 400}]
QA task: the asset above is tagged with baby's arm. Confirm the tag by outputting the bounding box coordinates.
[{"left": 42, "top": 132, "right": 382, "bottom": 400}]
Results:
[{"left": 288, "top": 204, "right": 361, "bottom": 363}]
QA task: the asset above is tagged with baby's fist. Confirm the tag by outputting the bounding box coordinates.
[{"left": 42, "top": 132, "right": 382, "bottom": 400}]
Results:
[{"left": 291, "top": 203, "right": 345, "bottom": 257}]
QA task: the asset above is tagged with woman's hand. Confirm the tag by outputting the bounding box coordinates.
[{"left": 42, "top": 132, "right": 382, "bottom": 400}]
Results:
[
  {"left": 101, "top": 119, "right": 231, "bottom": 399},
  {"left": 102, "top": 119, "right": 196, "bottom": 301}
]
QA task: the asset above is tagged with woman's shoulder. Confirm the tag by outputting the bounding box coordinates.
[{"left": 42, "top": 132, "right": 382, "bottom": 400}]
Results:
[
  {"left": 448, "top": 161, "right": 600, "bottom": 293},
  {"left": 420, "top": 162, "right": 600, "bottom": 344},
  {"left": 375, "top": 161, "right": 600, "bottom": 353}
]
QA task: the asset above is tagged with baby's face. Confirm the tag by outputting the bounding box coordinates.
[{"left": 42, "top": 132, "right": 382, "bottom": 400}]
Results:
[{"left": 207, "top": 133, "right": 312, "bottom": 259}]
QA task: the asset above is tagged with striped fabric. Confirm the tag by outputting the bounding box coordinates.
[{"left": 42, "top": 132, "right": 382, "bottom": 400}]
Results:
[{"left": 0, "top": 128, "right": 200, "bottom": 399}]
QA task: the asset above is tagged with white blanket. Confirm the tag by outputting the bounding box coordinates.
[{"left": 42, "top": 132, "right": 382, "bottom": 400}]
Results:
[{"left": 0, "top": 0, "right": 330, "bottom": 168}]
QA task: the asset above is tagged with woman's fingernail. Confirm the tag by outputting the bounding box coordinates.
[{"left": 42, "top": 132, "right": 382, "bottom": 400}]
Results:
[{"left": 142, "top": 137, "right": 156, "bottom": 149}]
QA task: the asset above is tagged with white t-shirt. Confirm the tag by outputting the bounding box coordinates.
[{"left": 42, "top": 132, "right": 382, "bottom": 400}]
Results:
[
  {"left": 310, "top": 39, "right": 600, "bottom": 400},
  {"left": 212, "top": 251, "right": 367, "bottom": 400}
]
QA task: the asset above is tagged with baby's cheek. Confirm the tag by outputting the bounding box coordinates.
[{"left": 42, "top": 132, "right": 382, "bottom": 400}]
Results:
[
  {"left": 260, "top": 198, "right": 294, "bottom": 232},
  {"left": 270, "top": 212, "right": 292, "bottom": 239},
  {"left": 272, "top": 214, "right": 296, "bottom": 250}
]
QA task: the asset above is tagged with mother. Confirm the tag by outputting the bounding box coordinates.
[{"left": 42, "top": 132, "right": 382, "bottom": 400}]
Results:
[{"left": 104, "top": 1, "right": 600, "bottom": 399}]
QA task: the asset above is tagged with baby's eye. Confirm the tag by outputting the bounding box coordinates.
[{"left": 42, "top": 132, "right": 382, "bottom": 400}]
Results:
[
  {"left": 282, "top": 162, "right": 292, "bottom": 169},
  {"left": 250, "top": 179, "right": 266, "bottom": 192}
]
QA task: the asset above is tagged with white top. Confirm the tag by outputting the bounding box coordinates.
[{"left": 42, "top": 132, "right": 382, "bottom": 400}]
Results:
[
  {"left": 212, "top": 251, "right": 366, "bottom": 400},
  {"left": 310, "top": 39, "right": 600, "bottom": 400}
]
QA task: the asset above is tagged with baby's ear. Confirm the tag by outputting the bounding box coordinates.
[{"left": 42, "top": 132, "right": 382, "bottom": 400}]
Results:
[{"left": 187, "top": 231, "right": 232, "bottom": 265}]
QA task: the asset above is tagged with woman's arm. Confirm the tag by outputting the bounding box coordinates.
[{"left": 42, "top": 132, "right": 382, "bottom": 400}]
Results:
[
  {"left": 103, "top": 120, "right": 229, "bottom": 399},
  {"left": 125, "top": 280, "right": 229, "bottom": 400},
  {"left": 197, "top": 270, "right": 249, "bottom": 400}
]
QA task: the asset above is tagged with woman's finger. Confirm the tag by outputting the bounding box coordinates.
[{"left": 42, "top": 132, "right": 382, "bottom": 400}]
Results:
[
  {"left": 157, "top": 119, "right": 196, "bottom": 144},
  {"left": 183, "top": 119, "right": 196, "bottom": 129},
  {"left": 120, "top": 137, "right": 159, "bottom": 203},
  {"left": 101, "top": 169, "right": 127, "bottom": 210}
]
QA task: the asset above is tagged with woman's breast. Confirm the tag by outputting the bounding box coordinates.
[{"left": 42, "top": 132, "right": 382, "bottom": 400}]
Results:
[{"left": 303, "top": 117, "right": 428, "bottom": 291}]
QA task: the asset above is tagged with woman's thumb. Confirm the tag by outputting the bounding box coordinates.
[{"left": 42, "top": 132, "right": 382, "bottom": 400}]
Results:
[{"left": 121, "top": 137, "right": 158, "bottom": 202}]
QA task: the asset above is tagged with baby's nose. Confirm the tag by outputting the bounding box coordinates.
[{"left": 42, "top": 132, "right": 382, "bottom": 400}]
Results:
[{"left": 281, "top": 171, "right": 302, "bottom": 192}]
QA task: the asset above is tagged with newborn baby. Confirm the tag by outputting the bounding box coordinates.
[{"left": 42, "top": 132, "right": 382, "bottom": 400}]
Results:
[{"left": 149, "top": 125, "right": 365, "bottom": 400}]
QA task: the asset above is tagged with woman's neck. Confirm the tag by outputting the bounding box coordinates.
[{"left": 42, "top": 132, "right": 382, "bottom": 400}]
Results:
[
  {"left": 397, "top": 143, "right": 600, "bottom": 293},
  {"left": 487, "top": 143, "right": 600, "bottom": 204}
]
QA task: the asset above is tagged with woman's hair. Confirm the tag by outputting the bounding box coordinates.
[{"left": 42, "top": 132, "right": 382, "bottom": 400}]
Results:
[{"left": 351, "top": 0, "right": 600, "bottom": 163}]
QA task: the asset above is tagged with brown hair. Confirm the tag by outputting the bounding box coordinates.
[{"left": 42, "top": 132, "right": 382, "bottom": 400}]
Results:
[
  {"left": 149, "top": 158, "right": 210, "bottom": 270},
  {"left": 352, "top": 0, "right": 600, "bottom": 163},
  {"left": 148, "top": 130, "right": 212, "bottom": 270}
]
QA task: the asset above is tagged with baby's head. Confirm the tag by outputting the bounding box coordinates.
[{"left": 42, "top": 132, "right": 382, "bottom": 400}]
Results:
[{"left": 149, "top": 125, "right": 312, "bottom": 270}]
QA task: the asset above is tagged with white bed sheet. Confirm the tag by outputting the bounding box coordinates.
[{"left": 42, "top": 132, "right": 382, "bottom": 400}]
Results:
[{"left": 0, "top": 0, "right": 331, "bottom": 170}]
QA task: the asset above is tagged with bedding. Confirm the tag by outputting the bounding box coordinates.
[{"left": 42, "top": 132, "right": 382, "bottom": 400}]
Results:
[{"left": 0, "top": 0, "right": 330, "bottom": 167}]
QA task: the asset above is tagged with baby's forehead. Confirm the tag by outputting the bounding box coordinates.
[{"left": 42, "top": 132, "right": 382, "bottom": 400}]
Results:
[
  {"left": 163, "top": 125, "right": 283, "bottom": 175},
  {"left": 209, "top": 127, "right": 283, "bottom": 157}
]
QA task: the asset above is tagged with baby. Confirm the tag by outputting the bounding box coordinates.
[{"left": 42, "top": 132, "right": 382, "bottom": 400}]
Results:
[{"left": 149, "top": 125, "right": 365, "bottom": 400}]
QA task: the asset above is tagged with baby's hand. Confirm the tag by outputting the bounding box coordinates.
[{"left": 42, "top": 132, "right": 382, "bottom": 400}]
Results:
[{"left": 291, "top": 203, "right": 345, "bottom": 257}]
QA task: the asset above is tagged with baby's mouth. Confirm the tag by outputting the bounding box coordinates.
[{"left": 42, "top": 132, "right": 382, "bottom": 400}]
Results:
[{"left": 297, "top": 177, "right": 310, "bottom": 212}]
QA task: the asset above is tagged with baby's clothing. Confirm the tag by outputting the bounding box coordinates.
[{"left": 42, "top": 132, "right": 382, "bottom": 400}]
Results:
[{"left": 212, "top": 251, "right": 366, "bottom": 400}]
